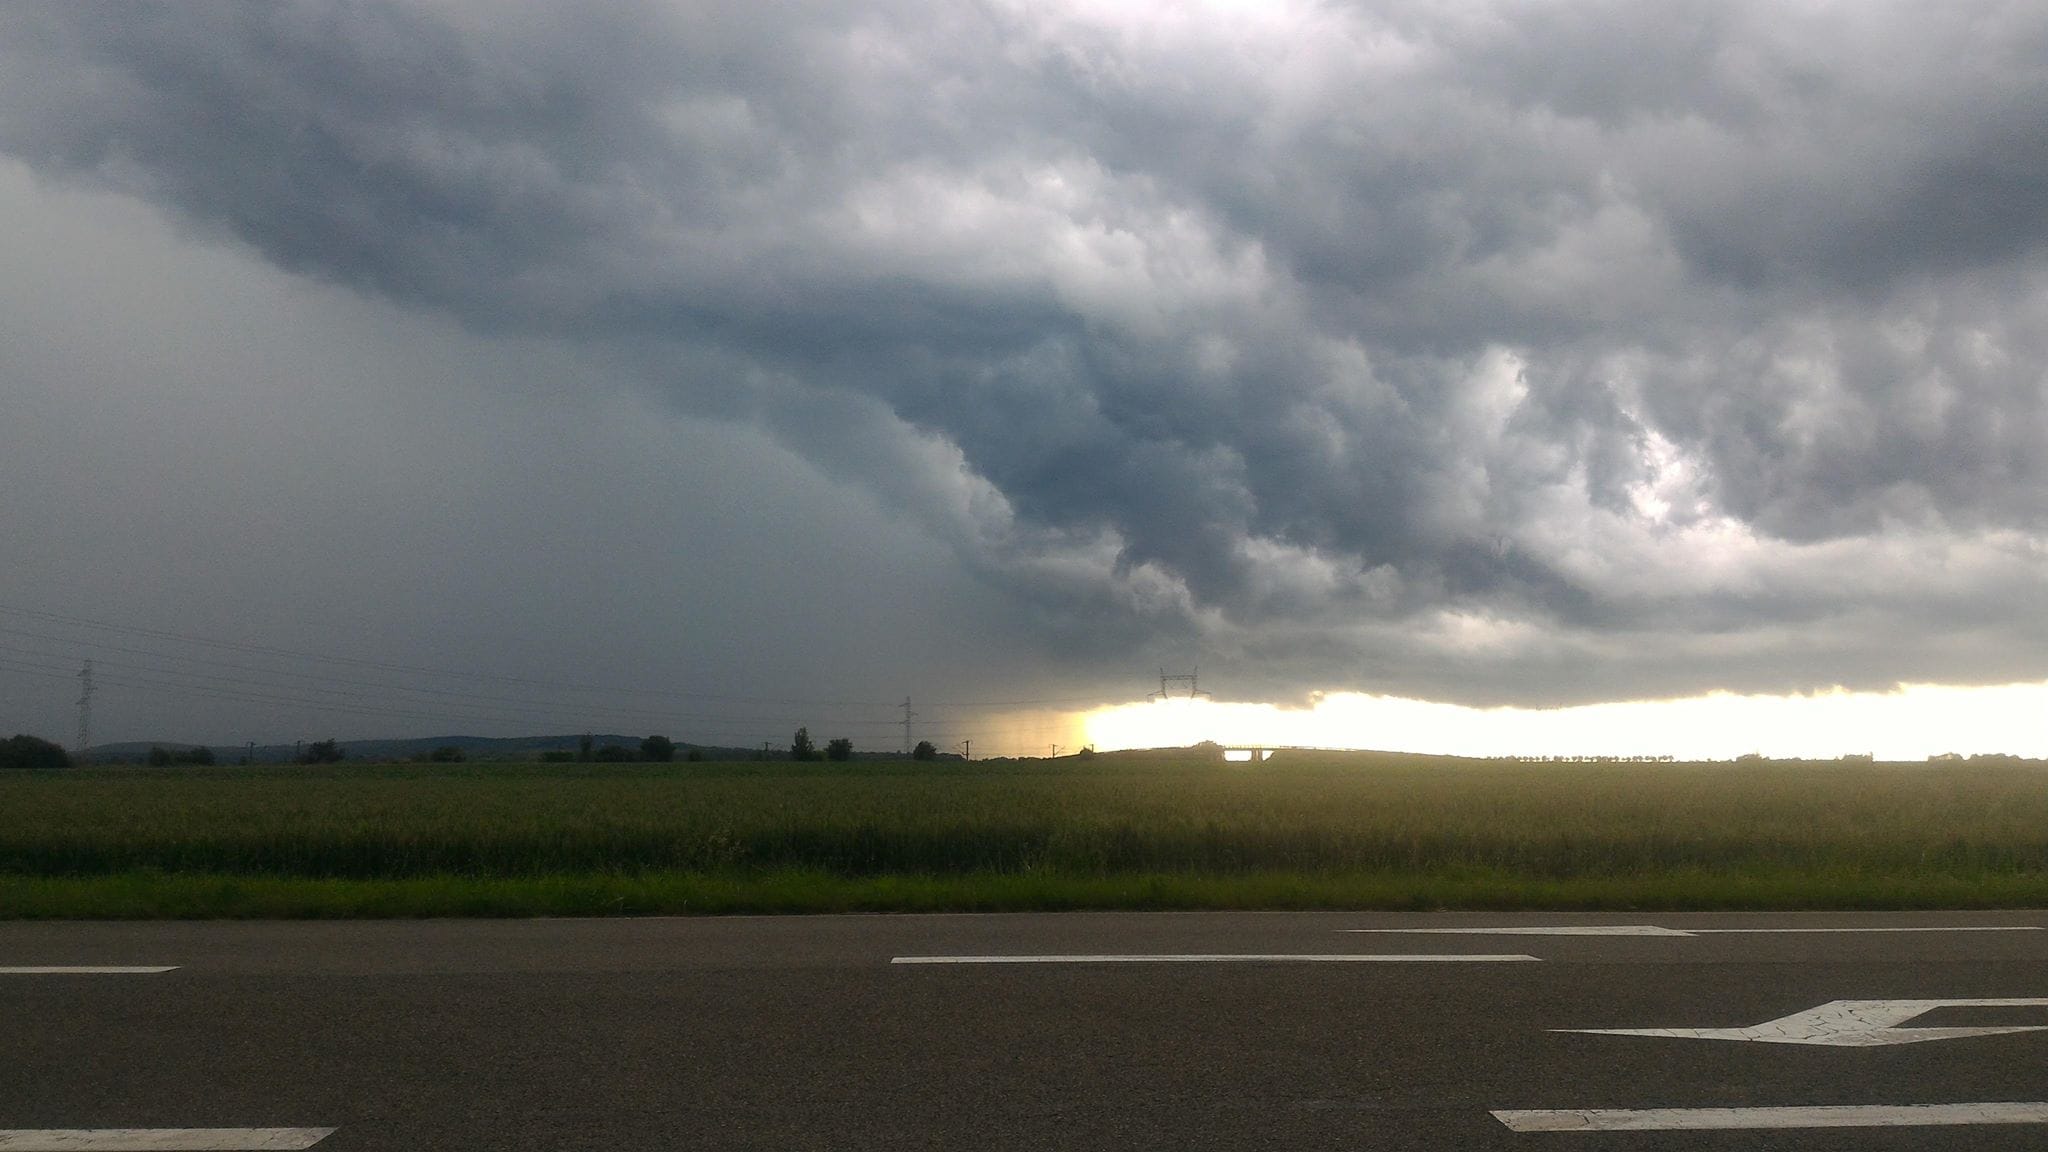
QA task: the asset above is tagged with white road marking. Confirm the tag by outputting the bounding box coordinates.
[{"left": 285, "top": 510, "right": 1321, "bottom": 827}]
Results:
[
  {"left": 1344, "top": 926, "right": 1692, "bottom": 936},
  {"left": 1346, "top": 925, "right": 2042, "bottom": 936},
  {"left": 0, "top": 959, "right": 180, "bottom": 967},
  {"left": 1493, "top": 1103, "right": 2048, "bottom": 1131},
  {"left": 0, "top": 1130, "right": 333, "bottom": 1150},
  {"left": 1691, "top": 926, "right": 2044, "bottom": 933},
  {"left": 1563, "top": 998, "right": 2048, "bottom": 1047},
  {"left": 890, "top": 953, "right": 1541, "bottom": 964}
]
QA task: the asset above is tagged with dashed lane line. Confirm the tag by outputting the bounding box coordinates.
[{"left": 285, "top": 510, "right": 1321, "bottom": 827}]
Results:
[
  {"left": 0, "top": 1130, "right": 333, "bottom": 1150},
  {"left": 1690, "top": 927, "right": 2045, "bottom": 934},
  {"left": 891, "top": 953, "right": 1540, "bottom": 964},
  {"left": 1492, "top": 1104, "right": 2048, "bottom": 1131},
  {"left": 0, "top": 959, "right": 180, "bottom": 967},
  {"left": 1345, "top": 926, "right": 1690, "bottom": 936},
  {"left": 1344, "top": 925, "right": 2043, "bottom": 937}
]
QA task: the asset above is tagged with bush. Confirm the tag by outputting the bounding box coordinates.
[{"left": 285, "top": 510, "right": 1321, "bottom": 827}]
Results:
[
  {"left": 0, "top": 734, "right": 71, "bottom": 770},
  {"left": 593, "top": 744, "right": 637, "bottom": 762},
  {"left": 297, "top": 739, "right": 345, "bottom": 765},
  {"left": 539, "top": 750, "right": 576, "bottom": 763},
  {"left": 148, "top": 745, "right": 215, "bottom": 767},
  {"left": 640, "top": 735, "right": 675, "bottom": 763},
  {"left": 912, "top": 740, "right": 937, "bottom": 761},
  {"left": 825, "top": 737, "right": 854, "bottom": 762},
  {"left": 428, "top": 746, "right": 467, "bottom": 764},
  {"left": 685, "top": 747, "right": 704, "bottom": 763}
]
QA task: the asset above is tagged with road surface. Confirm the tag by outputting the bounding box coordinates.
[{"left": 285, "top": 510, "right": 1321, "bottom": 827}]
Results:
[{"left": 5, "top": 910, "right": 2047, "bottom": 1149}]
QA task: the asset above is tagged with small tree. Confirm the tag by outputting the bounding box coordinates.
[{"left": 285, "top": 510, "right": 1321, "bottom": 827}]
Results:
[
  {"left": 825, "top": 736, "right": 854, "bottom": 762},
  {"left": 912, "top": 740, "right": 937, "bottom": 761},
  {"left": 593, "top": 743, "right": 636, "bottom": 762},
  {"left": 577, "top": 734, "right": 595, "bottom": 762},
  {"left": 791, "top": 726, "right": 816, "bottom": 762},
  {"left": 297, "top": 739, "right": 345, "bottom": 764},
  {"left": 428, "top": 745, "right": 467, "bottom": 763},
  {"left": 1, "top": 734, "right": 72, "bottom": 770},
  {"left": 685, "top": 747, "right": 704, "bottom": 762},
  {"left": 147, "top": 745, "right": 174, "bottom": 767},
  {"left": 184, "top": 744, "right": 216, "bottom": 766},
  {"left": 640, "top": 735, "right": 676, "bottom": 763}
]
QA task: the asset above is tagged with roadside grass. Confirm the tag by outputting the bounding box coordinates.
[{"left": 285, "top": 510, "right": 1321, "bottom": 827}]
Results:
[
  {"left": 4, "top": 868, "right": 2048, "bottom": 919},
  {"left": 2, "top": 754, "right": 2045, "bottom": 916}
]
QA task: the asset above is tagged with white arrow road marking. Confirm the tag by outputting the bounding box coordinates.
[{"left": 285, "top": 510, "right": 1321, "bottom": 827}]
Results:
[
  {"left": 890, "top": 953, "right": 1540, "bottom": 964},
  {"left": 1563, "top": 998, "right": 2048, "bottom": 1046},
  {"left": 1493, "top": 1104, "right": 2048, "bottom": 1131},
  {"left": 0, "top": 959, "right": 178, "bottom": 967},
  {"left": 0, "top": 1131, "right": 332, "bottom": 1150}
]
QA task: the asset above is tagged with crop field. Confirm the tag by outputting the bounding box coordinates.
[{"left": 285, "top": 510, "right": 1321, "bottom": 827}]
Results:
[{"left": 2, "top": 752, "right": 2046, "bottom": 917}]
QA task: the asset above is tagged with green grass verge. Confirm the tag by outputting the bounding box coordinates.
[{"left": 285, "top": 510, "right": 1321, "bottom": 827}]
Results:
[
  {"left": 6, "top": 867, "right": 2048, "bottom": 919},
  {"left": 5, "top": 755, "right": 2045, "bottom": 916}
]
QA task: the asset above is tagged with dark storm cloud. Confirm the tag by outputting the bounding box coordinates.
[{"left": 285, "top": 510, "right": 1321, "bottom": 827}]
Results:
[{"left": 6, "top": 0, "right": 2048, "bottom": 705}]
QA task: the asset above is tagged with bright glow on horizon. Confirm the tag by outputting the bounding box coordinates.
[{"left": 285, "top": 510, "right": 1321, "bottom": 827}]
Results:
[{"left": 1080, "top": 682, "right": 2048, "bottom": 761}]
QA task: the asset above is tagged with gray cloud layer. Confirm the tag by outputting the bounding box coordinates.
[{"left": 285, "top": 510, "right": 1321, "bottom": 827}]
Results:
[{"left": 5, "top": 0, "right": 2047, "bottom": 710}]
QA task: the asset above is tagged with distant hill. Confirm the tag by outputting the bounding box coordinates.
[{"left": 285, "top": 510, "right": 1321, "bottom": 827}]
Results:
[{"left": 82, "top": 734, "right": 773, "bottom": 765}]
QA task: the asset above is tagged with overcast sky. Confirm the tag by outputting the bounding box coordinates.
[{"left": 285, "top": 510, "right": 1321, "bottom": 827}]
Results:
[{"left": 4, "top": 1, "right": 2047, "bottom": 754}]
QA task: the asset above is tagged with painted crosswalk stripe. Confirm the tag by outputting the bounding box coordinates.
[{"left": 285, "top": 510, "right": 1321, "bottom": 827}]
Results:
[
  {"left": 0, "top": 1130, "right": 333, "bottom": 1150},
  {"left": 1492, "top": 1104, "right": 2048, "bottom": 1131},
  {"left": 0, "top": 959, "right": 180, "bottom": 967},
  {"left": 891, "top": 953, "right": 1540, "bottom": 964}
]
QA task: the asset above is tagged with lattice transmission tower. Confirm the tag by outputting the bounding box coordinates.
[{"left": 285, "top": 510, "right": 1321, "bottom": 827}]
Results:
[
  {"left": 75, "top": 660, "right": 94, "bottom": 758},
  {"left": 1148, "top": 667, "right": 1211, "bottom": 701}
]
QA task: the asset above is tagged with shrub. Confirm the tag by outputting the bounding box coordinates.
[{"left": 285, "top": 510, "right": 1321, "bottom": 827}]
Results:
[
  {"left": 825, "top": 737, "right": 854, "bottom": 762},
  {"left": 298, "top": 739, "right": 345, "bottom": 764},
  {"left": 0, "top": 734, "right": 71, "bottom": 770},
  {"left": 912, "top": 740, "right": 937, "bottom": 761},
  {"left": 593, "top": 744, "right": 636, "bottom": 762},
  {"left": 640, "top": 735, "right": 675, "bottom": 763},
  {"left": 428, "top": 746, "right": 467, "bottom": 764},
  {"left": 539, "top": 750, "right": 576, "bottom": 763}
]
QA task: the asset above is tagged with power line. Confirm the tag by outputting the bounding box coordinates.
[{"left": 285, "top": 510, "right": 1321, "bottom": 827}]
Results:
[{"left": 0, "top": 600, "right": 1119, "bottom": 710}]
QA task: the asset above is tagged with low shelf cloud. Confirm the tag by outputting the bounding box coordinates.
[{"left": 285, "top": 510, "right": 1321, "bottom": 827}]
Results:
[{"left": 4, "top": 1, "right": 2046, "bottom": 748}]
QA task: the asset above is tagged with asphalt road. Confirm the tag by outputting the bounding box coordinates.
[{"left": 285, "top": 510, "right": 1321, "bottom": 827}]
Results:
[{"left": 4, "top": 910, "right": 2047, "bottom": 1150}]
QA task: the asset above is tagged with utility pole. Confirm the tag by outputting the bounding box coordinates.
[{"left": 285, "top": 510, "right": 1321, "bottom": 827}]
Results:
[
  {"left": 958, "top": 739, "right": 971, "bottom": 761},
  {"left": 1050, "top": 744, "right": 1061, "bottom": 759},
  {"left": 901, "top": 697, "right": 916, "bottom": 755},
  {"left": 74, "top": 660, "right": 94, "bottom": 759}
]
